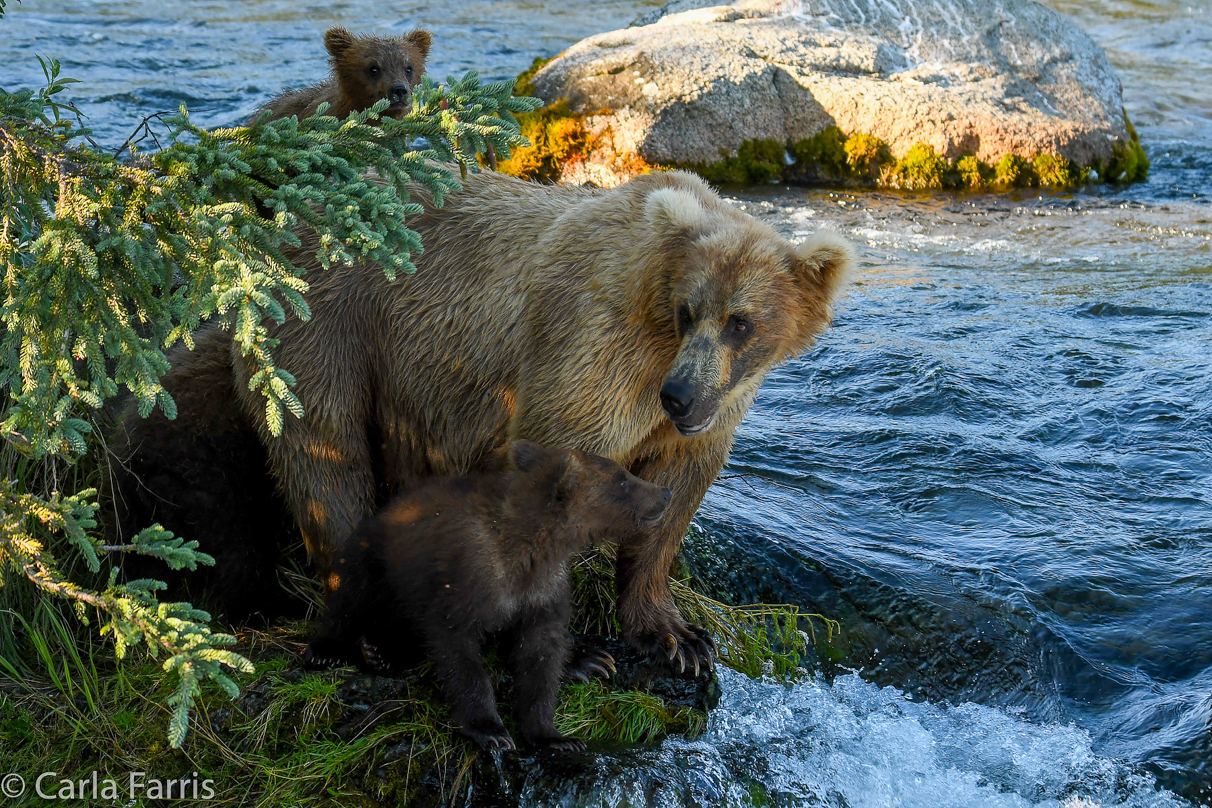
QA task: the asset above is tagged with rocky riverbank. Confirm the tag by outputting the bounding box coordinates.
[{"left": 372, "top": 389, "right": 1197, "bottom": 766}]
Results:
[{"left": 500, "top": 0, "right": 1149, "bottom": 189}]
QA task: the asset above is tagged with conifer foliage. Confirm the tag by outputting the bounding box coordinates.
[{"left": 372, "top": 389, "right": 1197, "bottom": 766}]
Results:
[{"left": 0, "top": 3, "right": 539, "bottom": 747}]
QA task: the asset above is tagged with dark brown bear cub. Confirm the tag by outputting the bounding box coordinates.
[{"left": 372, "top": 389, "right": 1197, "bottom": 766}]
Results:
[
  {"left": 304, "top": 441, "right": 671, "bottom": 751},
  {"left": 253, "top": 26, "right": 431, "bottom": 122}
]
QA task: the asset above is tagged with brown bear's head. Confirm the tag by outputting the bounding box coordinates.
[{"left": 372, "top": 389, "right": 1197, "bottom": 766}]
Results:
[
  {"left": 508, "top": 440, "right": 671, "bottom": 544},
  {"left": 643, "top": 176, "right": 854, "bottom": 437},
  {"left": 324, "top": 27, "right": 432, "bottom": 118}
]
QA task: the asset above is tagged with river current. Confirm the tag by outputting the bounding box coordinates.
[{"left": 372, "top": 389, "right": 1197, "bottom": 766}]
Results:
[{"left": 1, "top": 0, "right": 1209, "bottom": 805}]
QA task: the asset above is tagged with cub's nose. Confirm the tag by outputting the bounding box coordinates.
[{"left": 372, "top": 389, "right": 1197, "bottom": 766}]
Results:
[
  {"left": 660, "top": 380, "right": 694, "bottom": 419},
  {"left": 390, "top": 84, "right": 411, "bottom": 103}
]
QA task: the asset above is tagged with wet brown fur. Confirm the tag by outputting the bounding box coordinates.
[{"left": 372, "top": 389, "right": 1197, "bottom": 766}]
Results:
[
  {"left": 304, "top": 440, "right": 670, "bottom": 750},
  {"left": 253, "top": 27, "right": 431, "bottom": 123},
  {"left": 115, "top": 170, "right": 853, "bottom": 666},
  {"left": 232, "top": 169, "right": 852, "bottom": 664}
]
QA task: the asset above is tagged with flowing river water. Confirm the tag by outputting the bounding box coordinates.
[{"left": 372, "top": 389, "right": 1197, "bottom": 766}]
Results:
[{"left": 2, "top": 0, "right": 1209, "bottom": 805}]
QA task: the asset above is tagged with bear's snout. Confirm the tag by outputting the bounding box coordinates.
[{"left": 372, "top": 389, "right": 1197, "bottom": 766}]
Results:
[
  {"left": 390, "top": 84, "right": 411, "bottom": 104},
  {"left": 660, "top": 379, "right": 694, "bottom": 419},
  {"left": 638, "top": 485, "right": 673, "bottom": 525}
]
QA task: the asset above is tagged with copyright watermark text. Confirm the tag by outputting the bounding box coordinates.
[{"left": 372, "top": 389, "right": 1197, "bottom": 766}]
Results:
[{"left": 0, "top": 772, "right": 216, "bottom": 801}]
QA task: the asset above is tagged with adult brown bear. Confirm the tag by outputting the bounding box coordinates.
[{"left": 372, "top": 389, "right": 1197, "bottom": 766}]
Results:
[{"left": 115, "top": 170, "right": 853, "bottom": 672}]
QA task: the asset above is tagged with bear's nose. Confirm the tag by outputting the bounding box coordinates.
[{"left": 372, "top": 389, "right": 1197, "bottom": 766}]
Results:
[
  {"left": 660, "top": 380, "right": 694, "bottom": 419},
  {"left": 390, "top": 84, "right": 411, "bottom": 103}
]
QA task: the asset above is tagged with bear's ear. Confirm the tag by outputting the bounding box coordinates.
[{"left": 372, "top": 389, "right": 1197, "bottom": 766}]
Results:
[
  {"left": 324, "top": 27, "right": 356, "bottom": 59},
  {"left": 552, "top": 453, "right": 580, "bottom": 504},
  {"left": 408, "top": 29, "right": 433, "bottom": 61},
  {"left": 785, "top": 231, "right": 855, "bottom": 353},
  {"left": 509, "top": 439, "right": 547, "bottom": 473},
  {"left": 791, "top": 231, "right": 854, "bottom": 302},
  {"left": 645, "top": 186, "right": 711, "bottom": 244}
]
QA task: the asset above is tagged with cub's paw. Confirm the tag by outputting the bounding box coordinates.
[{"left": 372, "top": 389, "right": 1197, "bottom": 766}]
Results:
[
  {"left": 566, "top": 645, "right": 616, "bottom": 684},
  {"left": 303, "top": 638, "right": 354, "bottom": 670},
  {"left": 628, "top": 620, "right": 717, "bottom": 678},
  {"left": 460, "top": 721, "right": 516, "bottom": 752},
  {"left": 530, "top": 733, "right": 587, "bottom": 753},
  {"left": 357, "top": 635, "right": 397, "bottom": 675}
]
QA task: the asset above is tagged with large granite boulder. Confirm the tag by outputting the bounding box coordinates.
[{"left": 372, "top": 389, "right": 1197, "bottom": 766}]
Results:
[{"left": 521, "top": 0, "right": 1141, "bottom": 187}]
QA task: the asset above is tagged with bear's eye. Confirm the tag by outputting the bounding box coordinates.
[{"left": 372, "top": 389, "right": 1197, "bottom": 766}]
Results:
[
  {"left": 367, "top": 64, "right": 381, "bottom": 77},
  {"left": 727, "top": 315, "right": 751, "bottom": 336},
  {"left": 406, "top": 65, "right": 413, "bottom": 77},
  {"left": 677, "top": 304, "right": 693, "bottom": 331}
]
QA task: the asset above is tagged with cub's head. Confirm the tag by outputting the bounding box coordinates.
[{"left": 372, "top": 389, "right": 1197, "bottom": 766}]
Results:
[
  {"left": 643, "top": 177, "right": 854, "bottom": 436},
  {"left": 324, "top": 27, "right": 432, "bottom": 118},
  {"left": 508, "top": 441, "right": 671, "bottom": 544}
]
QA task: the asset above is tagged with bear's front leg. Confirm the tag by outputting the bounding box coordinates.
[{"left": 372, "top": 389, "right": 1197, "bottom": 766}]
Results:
[
  {"left": 426, "top": 630, "right": 514, "bottom": 751},
  {"left": 618, "top": 444, "right": 727, "bottom": 676},
  {"left": 509, "top": 598, "right": 586, "bottom": 752}
]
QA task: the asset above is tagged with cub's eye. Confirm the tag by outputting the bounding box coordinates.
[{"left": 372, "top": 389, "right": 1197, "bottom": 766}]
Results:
[
  {"left": 367, "top": 64, "right": 380, "bottom": 76},
  {"left": 406, "top": 65, "right": 414, "bottom": 77},
  {"left": 727, "top": 315, "right": 751, "bottom": 336},
  {"left": 677, "top": 304, "right": 693, "bottom": 331}
]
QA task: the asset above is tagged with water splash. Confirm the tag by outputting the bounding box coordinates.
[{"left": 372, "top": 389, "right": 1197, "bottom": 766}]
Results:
[{"left": 518, "top": 670, "right": 1187, "bottom": 807}]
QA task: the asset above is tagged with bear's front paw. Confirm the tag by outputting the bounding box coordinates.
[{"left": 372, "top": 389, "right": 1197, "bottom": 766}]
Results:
[
  {"left": 529, "top": 733, "right": 587, "bottom": 753},
  {"left": 357, "top": 635, "right": 397, "bottom": 675},
  {"left": 628, "top": 620, "right": 717, "bottom": 678},
  {"left": 303, "top": 638, "right": 354, "bottom": 670},
  {"left": 566, "top": 645, "right": 616, "bottom": 684},
  {"left": 460, "top": 722, "right": 516, "bottom": 752}
]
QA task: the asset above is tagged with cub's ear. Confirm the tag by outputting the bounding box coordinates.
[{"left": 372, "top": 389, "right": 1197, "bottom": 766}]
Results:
[
  {"left": 645, "top": 184, "right": 712, "bottom": 244},
  {"left": 786, "top": 231, "right": 855, "bottom": 354},
  {"left": 408, "top": 29, "right": 433, "bottom": 62},
  {"left": 552, "top": 453, "right": 580, "bottom": 504},
  {"left": 509, "top": 439, "right": 547, "bottom": 473},
  {"left": 324, "top": 27, "right": 356, "bottom": 59}
]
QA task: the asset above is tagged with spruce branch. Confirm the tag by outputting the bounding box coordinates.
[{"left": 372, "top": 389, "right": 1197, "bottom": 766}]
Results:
[{"left": 0, "top": 54, "right": 540, "bottom": 748}]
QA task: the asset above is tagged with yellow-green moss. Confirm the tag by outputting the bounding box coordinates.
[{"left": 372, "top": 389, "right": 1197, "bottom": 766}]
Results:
[
  {"left": 883, "top": 142, "right": 949, "bottom": 190},
  {"left": 1034, "top": 153, "right": 1089, "bottom": 186},
  {"left": 499, "top": 65, "right": 1149, "bottom": 192},
  {"left": 790, "top": 125, "right": 850, "bottom": 179},
  {"left": 513, "top": 55, "right": 552, "bottom": 99},
  {"left": 495, "top": 100, "right": 589, "bottom": 183},
  {"left": 956, "top": 154, "right": 994, "bottom": 188},
  {"left": 1102, "top": 110, "right": 1150, "bottom": 184},
  {"left": 995, "top": 153, "right": 1032, "bottom": 186},
  {"left": 843, "top": 132, "right": 892, "bottom": 178},
  {"left": 684, "top": 139, "right": 787, "bottom": 185}
]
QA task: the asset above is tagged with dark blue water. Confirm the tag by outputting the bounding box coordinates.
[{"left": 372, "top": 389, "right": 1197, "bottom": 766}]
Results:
[{"left": 2, "top": 1, "right": 1209, "bottom": 805}]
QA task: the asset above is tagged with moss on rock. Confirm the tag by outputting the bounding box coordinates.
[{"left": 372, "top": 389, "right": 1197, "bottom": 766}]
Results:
[
  {"left": 883, "top": 142, "right": 949, "bottom": 190},
  {"left": 500, "top": 68, "right": 1149, "bottom": 191},
  {"left": 1104, "top": 115, "right": 1150, "bottom": 183},
  {"left": 790, "top": 126, "right": 850, "bottom": 180},
  {"left": 956, "top": 154, "right": 995, "bottom": 188},
  {"left": 683, "top": 139, "right": 787, "bottom": 185},
  {"left": 842, "top": 132, "right": 893, "bottom": 179}
]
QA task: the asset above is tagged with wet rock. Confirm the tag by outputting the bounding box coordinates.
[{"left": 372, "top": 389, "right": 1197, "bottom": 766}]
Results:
[{"left": 527, "top": 0, "right": 1135, "bottom": 184}]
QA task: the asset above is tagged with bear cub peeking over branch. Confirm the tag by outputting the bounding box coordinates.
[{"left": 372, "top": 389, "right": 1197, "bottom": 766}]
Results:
[
  {"left": 304, "top": 440, "right": 672, "bottom": 752},
  {"left": 252, "top": 26, "right": 432, "bottom": 123}
]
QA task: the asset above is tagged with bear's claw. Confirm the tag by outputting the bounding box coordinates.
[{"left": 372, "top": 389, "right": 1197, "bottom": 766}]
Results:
[
  {"left": 358, "top": 635, "right": 396, "bottom": 674},
  {"left": 464, "top": 728, "right": 516, "bottom": 751},
  {"left": 566, "top": 645, "right": 616, "bottom": 684},
  {"left": 634, "top": 622, "right": 716, "bottom": 678},
  {"left": 538, "top": 736, "right": 587, "bottom": 753}
]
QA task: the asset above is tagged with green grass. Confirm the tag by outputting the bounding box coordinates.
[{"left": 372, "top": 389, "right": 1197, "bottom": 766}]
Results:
[{"left": 1, "top": 535, "right": 835, "bottom": 806}]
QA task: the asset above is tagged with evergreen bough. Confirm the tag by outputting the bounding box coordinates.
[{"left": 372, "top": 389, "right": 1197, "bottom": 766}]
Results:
[{"left": 0, "top": 2, "right": 539, "bottom": 747}]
